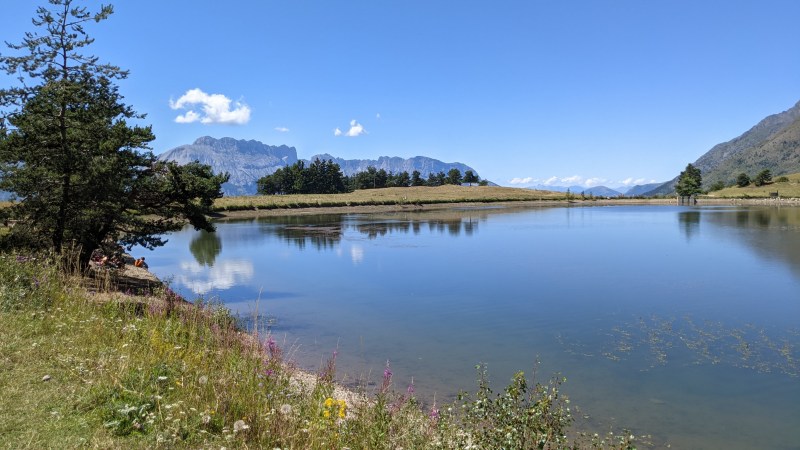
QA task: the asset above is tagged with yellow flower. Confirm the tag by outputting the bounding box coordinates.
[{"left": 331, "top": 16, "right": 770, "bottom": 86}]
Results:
[
  {"left": 323, "top": 410, "right": 331, "bottom": 418},
  {"left": 324, "top": 397, "right": 334, "bottom": 408}
]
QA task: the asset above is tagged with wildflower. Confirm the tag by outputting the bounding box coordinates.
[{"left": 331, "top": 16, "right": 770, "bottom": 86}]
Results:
[
  {"left": 381, "top": 360, "right": 392, "bottom": 393},
  {"left": 280, "top": 404, "right": 292, "bottom": 415},
  {"left": 233, "top": 419, "right": 249, "bottom": 433},
  {"left": 324, "top": 397, "right": 335, "bottom": 408},
  {"left": 323, "top": 410, "right": 331, "bottom": 418},
  {"left": 429, "top": 406, "right": 440, "bottom": 421},
  {"left": 198, "top": 375, "right": 208, "bottom": 385}
]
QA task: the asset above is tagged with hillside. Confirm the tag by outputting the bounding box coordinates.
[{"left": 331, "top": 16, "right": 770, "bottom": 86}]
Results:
[
  {"left": 158, "top": 137, "right": 478, "bottom": 196},
  {"left": 707, "top": 172, "right": 800, "bottom": 198},
  {"left": 645, "top": 99, "right": 800, "bottom": 196},
  {"left": 707, "top": 116, "right": 800, "bottom": 184}
]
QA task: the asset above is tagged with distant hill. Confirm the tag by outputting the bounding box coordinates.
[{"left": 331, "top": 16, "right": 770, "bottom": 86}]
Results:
[
  {"left": 158, "top": 136, "right": 479, "bottom": 196},
  {"left": 624, "top": 183, "right": 663, "bottom": 197},
  {"left": 646, "top": 99, "right": 800, "bottom": 196}
]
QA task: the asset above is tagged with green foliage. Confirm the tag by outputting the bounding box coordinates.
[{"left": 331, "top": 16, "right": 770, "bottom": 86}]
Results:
[
  {"left": 257, "top": 159, "right": 348, "bottom": 195},
  {"left": 0, "top": 253, "right": 60, "bottom": 311},
  {"left": 753, "top": 169, "right": 773, "bottom": 187},
  {"left": 675, "top": 163, "right": 703, "bottom": 197},
  {"left": 453, "top": 365, "right": 573, "bottom": 449},
  {"left": 411, "top": 170, "right": 425, "bottom": 186},
  {"left": 707, "top": 180, "right": 726, "bottom": 192},
  {"left": 427, "top": 171, "right": 446, "bottom": 187},
  {"left": 463, "top": 170, "right": 479, "bottom": 184},
  {"left": 736, "top": 172, "right": 751, "bottom": 187},
  {"left": 0, "top": 0, "right": 227, "bottom": 264},
  {"left": 446, "top": 168, "right": 463, "bottom": 185},
  {"left": 776, "top": 176, "right": 790, "bottom": 183}
]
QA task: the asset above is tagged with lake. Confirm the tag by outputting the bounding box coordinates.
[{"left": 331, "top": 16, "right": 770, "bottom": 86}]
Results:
[{"left": 142, "top": 204, "right": 800, "bottom": 449}]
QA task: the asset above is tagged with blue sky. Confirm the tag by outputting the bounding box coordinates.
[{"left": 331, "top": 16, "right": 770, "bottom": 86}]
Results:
[{"left": 2, "top": 1, "right": 799, "bottom": 189}]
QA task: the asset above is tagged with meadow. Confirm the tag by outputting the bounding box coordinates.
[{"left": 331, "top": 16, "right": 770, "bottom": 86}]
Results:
[{"left": 212, "top": 185, "right": 572, "bottom": 212}]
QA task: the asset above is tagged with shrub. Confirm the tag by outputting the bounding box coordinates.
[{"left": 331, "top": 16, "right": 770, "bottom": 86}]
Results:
[{"left": 736, "top": 173, "right": 751, "bottom": 187}]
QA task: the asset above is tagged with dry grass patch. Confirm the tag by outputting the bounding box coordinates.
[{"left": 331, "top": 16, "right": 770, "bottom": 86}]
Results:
[{"left": 214, "top": 185, "right": 567, "bottom": 211}]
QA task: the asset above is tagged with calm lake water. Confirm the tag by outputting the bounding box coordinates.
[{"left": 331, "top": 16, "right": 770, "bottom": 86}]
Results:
[{"left": 143, "top": 205, "right": 800, "bottom": 449}]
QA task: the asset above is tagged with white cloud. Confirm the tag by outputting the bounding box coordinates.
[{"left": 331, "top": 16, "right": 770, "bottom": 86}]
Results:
[
  {"left": 584, "top": 177, "right": 607, "bottom": 187},
  {"left": 174, "top": 110, "right": 200, "bottom": 124},
  {"left": 561, "top": 175, "right": 583, "bottom": 185},
  {"left": 619, "top": 177, "right": 654, "bottom": 186},
  {"left": 376, "top": 113, "right": 381, "bottom": 120},
  {"left": 509, "top": 177, "right": 534, "bottom": 185},
  {"left": 169, "top": 88, "right": 251, "bottom": 125},
  {"left": 274, "top": 126, "right": 290, "bottom": 132},
  {"left": 334, "top": 119, "right": 367, "bottom": 137},
  {"left": 543, "top": 176, "right": 560, "bottom": 186}
]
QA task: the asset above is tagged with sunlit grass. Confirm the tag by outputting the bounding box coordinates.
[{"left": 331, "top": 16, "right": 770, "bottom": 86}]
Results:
[
  {"left": 708, "top": 172, "right": 800, "bottom": 198},
  {"left": 213, "top": 185, "right": 570, "bottom": 211},
  {"left": 0, "top": 253, "right": 638, "bottom": 449}
]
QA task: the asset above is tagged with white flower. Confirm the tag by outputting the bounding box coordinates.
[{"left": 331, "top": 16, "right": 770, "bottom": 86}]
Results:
[
  {"left": 198, "top": 375, "right": 208, "bottom": 385},
  {"left": 280, "top": 404, "right": 292, "bottom": 415},
  {"left": 233, "top": 419, "right": 249, "bottom": 433}
]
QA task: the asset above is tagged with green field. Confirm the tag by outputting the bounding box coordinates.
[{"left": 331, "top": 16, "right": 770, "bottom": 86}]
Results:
[
  {"left": 213, "top": 185, "right": 571, "bottom": 211},
  {"left": 707, "top": 172, "right": 800, "bottom": 198}
]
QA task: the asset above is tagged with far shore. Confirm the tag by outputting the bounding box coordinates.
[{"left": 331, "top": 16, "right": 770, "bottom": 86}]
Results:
[{"left": 212, "top": 196, "right": 800, "bottom": 220}]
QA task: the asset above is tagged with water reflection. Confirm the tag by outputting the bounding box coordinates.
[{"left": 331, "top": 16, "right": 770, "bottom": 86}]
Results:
[
  {"left": 177, "top": 259, "right": 254, "bottom": 295},
  {"left": 677, "top": 210, "right": 701, "bottom": 240},
  {"left": 688, "top": 207, "right": 800, "bottom": 279},
  {"left": 189, "top": 230, "right": 222, "bottom": 266},
  {"left": 239, "top": 209, "right": 491, "bottom": 249}
]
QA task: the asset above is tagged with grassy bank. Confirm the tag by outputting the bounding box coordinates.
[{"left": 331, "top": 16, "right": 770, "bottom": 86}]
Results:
[
  {"left": 0, "top": 254, "right": 637, "bottom": 449},
  {"left": 708, "top": 172, "right": 800, "bottom": 198},
  {"left": 212, "top": 185, "right": 572, "bottom": 212}
]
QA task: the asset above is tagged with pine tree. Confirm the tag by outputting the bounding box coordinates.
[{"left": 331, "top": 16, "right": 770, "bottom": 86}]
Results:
[{"left": 0, "top": 1, "right": 227, "bottom": 264}]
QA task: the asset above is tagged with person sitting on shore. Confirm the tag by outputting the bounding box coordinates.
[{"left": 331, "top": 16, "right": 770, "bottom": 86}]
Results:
[{"left": 134, "top": 257, "right": 148, "bottom": 268}]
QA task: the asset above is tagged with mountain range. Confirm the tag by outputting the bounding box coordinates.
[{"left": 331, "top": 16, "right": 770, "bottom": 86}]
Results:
[
  {"left": 157, "top": 136, "right": 477, "bottom": 196},
  {"left": 645, "top": 99, "right": 800, "bottom": 196}
]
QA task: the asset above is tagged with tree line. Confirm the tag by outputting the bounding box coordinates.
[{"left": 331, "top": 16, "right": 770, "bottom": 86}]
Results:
[{"left": 256, "top": 159, "right": 485, "bottom": 195}]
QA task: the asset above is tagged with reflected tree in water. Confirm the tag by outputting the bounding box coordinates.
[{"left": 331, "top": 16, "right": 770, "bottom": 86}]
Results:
[
  {"left": 190, "top": 230, "right": 223, "bottom": 267},
  {"left": 678, "top": 211, "right": 701, "bottom": 240}
]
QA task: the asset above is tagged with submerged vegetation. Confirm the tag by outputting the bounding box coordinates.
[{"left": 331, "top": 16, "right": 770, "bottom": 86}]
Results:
[{"left": 0, "top": 254, "right": 638, "bottom": 449}]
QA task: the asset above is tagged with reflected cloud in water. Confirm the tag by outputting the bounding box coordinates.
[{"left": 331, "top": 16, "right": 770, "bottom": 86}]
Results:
[
  {"left": 350, "top": 245, "right": 364, "bottom": 264},
  {"left": 177, "top": 259, "right": 254, "bottom": 294}
]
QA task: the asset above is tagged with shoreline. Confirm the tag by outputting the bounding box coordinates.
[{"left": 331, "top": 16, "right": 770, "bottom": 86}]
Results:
[{"left": 212, "top": 196, "right": 800, "bottom": 220}]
